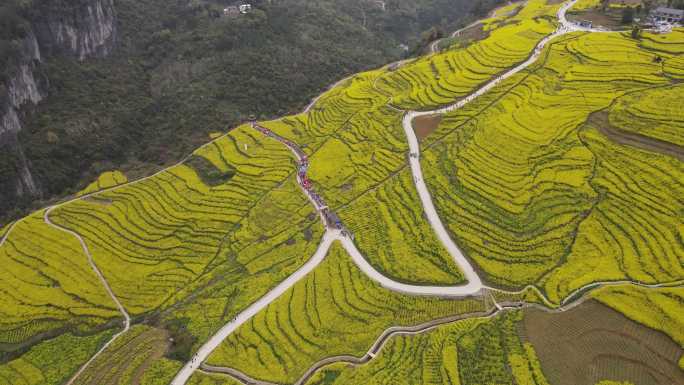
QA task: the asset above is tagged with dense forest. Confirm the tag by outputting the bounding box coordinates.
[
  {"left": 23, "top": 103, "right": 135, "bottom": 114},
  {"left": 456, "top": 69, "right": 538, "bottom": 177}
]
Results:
[{"left": 0, "top": 0, "right": 504, "bottom": 223}]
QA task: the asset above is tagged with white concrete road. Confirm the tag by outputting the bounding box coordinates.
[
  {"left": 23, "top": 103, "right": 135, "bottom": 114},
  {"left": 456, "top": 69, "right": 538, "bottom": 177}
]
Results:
[
  {"left": 170, "top": 231, "right": 338, "bottom": 385},
  {"left": 0, "top": 2, "right": 617, "bottom": 384},
  {"left": 400, "top": 0, "right": 585, "bottom": 297},
  {"left": 340, "top": 236, "right": 482, "bottom": 296},
  {"left": 171, "top": 1, "right": 590, "bottom": 384}
]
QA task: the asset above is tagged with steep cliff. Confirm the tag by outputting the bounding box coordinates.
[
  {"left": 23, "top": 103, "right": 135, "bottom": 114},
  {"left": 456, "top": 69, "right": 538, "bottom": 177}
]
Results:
[
  {"left": 31, "top": 0, "right": 117, "bottom": 60},
  {"left": 0, "top": 30, "right": 44, "bottom": 200},
  {"left": 0, "top": 0, "right": 117, "bottom": 215}
]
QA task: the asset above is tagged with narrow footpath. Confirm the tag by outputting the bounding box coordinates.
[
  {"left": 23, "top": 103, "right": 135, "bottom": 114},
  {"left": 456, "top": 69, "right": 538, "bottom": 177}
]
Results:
[{"left": 43, "top": 206, "right": 131, "bottom": 385}]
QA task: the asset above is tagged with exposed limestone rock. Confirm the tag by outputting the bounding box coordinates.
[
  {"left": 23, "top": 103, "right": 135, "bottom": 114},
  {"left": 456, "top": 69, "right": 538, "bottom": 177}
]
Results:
[
  {"left": 0, "top": 0, "right": 118, "bottom": 206},
  {"left": 33, "top": 0, "right": 117, "bottom": 60}
]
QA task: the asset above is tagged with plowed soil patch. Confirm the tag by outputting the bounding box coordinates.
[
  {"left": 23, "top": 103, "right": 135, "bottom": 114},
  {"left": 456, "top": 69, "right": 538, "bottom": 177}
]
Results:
[
  {"left": 522, "top": 300, "right": 684, "bottom": 385},
  {"left": 592, "top": 111, "right": 684, "bottom": 161},
  {"left": 413, "top": 114, "right": 442, "bottom": 141}
]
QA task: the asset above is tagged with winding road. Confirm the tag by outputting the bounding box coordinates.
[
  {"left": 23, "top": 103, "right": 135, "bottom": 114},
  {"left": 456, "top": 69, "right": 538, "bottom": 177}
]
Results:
[
  {"left": 1, "top": 1, "right": 675, "bottom": 384},
  {"left": 169, "top": 1, "right": 623, "bottom": 384},
  {"left": 171, "top": 2, "right": 595, "bottom": 383}
]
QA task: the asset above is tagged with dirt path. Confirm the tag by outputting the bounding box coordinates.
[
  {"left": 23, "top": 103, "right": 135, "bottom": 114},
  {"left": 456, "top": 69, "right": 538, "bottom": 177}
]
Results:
[{"left": 43, "top": 206, "right": 131, "bottom": 385}]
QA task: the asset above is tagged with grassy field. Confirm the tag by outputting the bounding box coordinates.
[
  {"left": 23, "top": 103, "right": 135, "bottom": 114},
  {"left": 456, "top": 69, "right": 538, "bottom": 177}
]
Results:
[
  {"left": 422, "top": 29, "right": 684, "bottom": 299},
  {"left": 0, "top": 329, "right": 115, "bottom": 385},
  {"left": 206, "top": 242, "right": 486, "bottom": 384}
]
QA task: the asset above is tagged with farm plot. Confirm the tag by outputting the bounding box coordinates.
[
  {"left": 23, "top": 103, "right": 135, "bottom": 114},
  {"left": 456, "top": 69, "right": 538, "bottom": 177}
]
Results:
[
  {"left": 1, "top": 122, "right": 324, "bottom": 358},
  {"left": 0, "top": 329, "right": 115, "bottom": 385},
  {"left": 267, "top": 69, "right": 390, "bottom": 154},
  {"left": 0, "top": 212, "right": 120, "bottom": 350},
  {"left": 374, "top": 0, "right": 558, "bottom": 110},
  {"left": 592, "top": 285, "right": 684, "bottom": 346},
  {"left": 77, "top": 171, "right": 128, "bottom": 197},
  {"left": 50, "top": 124, "right": 318, "bottom": 315},
  {"left": 206, "top": 243, "right": 486, "bottom": 384},
  {"left": 186, "top": 372, "right": 240, "bottom": 385},
  {"left": 138, "top": 358, "right": 182, "bottom": 385},
  {"left": 522, "top": 300, "right": 684, "bottom": 385},
  {"left": 540, "top": 111, "right": 684, "bottom": 302},
  {"left": 608, "top": 84, "right": 684, "bottom": 148},
  {"left": 307, "top": 104, "right": 465, "bottom": 284},
  {"left": 263, "top": 79, "right": 466, "bottom": 284},
  {"left": 71, "top": 325, "right": 169, "bottom": 385},
  {"left": 305, "top": 311, "right": 550, "bottom": 385},
  {"left": 339, "top": 169, "right": 465, "bottom": 285},
  {"left": 305, "top": 318, "right": 484, "bottom": 385},
  {"left": 422, "top": 30, "right": 680, "bottom": 296},
  {"left": 158, "top": 218, "right": 324, "bottom": 351}
]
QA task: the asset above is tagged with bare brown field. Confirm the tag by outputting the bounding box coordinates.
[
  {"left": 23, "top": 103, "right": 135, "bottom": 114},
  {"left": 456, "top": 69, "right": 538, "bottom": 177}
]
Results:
[
  {"left": 522, "top": 300, "right": 684, "bottom": 385},
  {"left": 567, "top": 8, "right": 628, "bottom": 29},
  {"left": 413, "top": 114, "right": 443, "bottom": 141},
  {"left": 451, "top": 23, "right": 489, "bottom": 46},
  {"left": 591, "top": 111, "right": 684, "bottom": 161}
]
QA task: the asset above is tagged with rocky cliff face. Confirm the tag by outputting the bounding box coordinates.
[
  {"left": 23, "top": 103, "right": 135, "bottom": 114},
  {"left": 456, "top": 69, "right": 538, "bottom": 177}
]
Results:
[
  {"left": 0, "top": 0, "right": 117, "bottom": 207},
  {"left": 32, "top": 0, "right": 117, "bottom": 60},
  {"left": 0, "top": 31, "right": 45, "bottom": 197}
]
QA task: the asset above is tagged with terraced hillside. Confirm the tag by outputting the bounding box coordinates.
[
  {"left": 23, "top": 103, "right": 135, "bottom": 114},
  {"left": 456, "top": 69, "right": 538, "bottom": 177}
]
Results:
[
  {"left": 0, "top": 329, "right": 115, "bottom": 385},
  {"left": 422, "top": 30, "right": 684, "bottom": 300},
  {"left": 291, "top": 311, "right": 548, "bottom": 385},
  {"left": 1, "top": 0, "right": 683, "bottom": 384},
  {"left": 203, "top": 243, "right": 487, "bottom": 384},
  {"left": 377, "top": 0, "right": 560, "bottom": 110},
  {"left": 0, "top": 213, "right": 120, "bottom": 349},
  {"left": 0, "top": 124, "right": 325, "bottom": 382},
  {"left": 261, "top": 74, "right": 466, "bottom": 285}
]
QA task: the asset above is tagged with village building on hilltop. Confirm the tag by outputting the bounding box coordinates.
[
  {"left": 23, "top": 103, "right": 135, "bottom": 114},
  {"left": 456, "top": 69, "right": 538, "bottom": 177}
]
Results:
[
  {"left": 223, "top": 3, "right": 252, "bottom": 17},
  {"left": 650, "top": 7, "right": 684, "bottom": 23}
]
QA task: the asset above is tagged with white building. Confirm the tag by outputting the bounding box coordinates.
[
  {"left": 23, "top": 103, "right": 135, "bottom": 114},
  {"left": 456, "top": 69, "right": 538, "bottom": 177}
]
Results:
[
  {"left": 650, "top": 7, "right": 684, "bottom": 23},
  {"left": 223, "top": 6, "right": 239, "bottom": 17}
]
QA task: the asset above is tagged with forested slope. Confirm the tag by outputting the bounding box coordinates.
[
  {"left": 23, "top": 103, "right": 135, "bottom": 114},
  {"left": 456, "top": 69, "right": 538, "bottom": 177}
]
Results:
[{"left": 0, "top": 0, "right": 503, "bottom": 224}]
